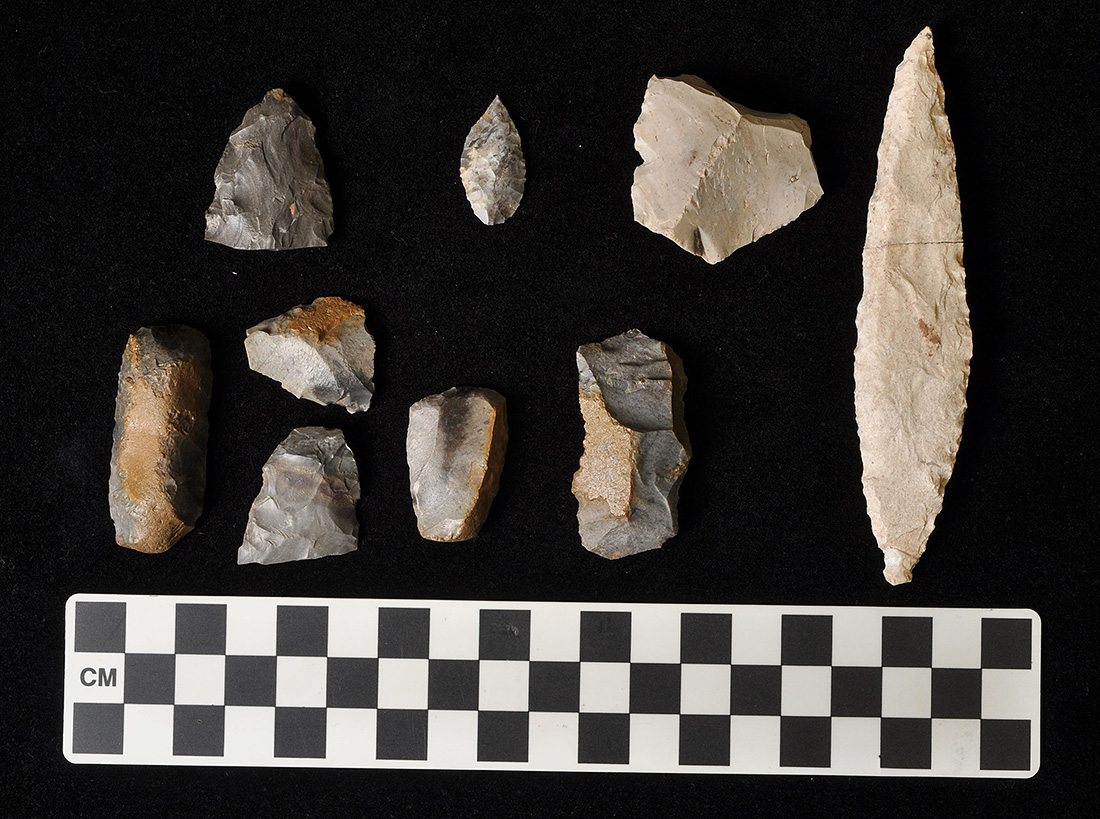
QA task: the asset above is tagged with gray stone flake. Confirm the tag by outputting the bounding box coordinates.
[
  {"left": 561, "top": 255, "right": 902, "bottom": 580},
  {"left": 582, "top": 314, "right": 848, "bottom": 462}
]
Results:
[
  {"left": 245, "top": 296, "right": 376, "bottom": 413},
  {"left": 407, "top": 387, "right": 508, "bottom": 541},
  {"left": 109, "top": 325, "right": 212, "bottom": 554},
  {"left": 572, "top": 329, "right": 691, "bottom": 558},
  {"left": 238, "top": 427, "right": 360, "bottom": 565},
  {"left": 205, "top": 88, "right": 334, "bottom": 250}
]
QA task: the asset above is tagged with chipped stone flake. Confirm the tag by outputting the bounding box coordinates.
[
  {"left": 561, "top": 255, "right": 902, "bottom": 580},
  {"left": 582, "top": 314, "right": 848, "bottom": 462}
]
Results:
[
  {"left": 855, "top": 28, "right": 972, "bottom": 585},
  {"left": 238, "top": 427, "right": 360, "bottom": 565},
  {"left": 407, "top": 387, "right": 508, "bottom": 541},
  {"left": 245, "top": 296, "right": 376, "bottom": 413},
  {"left": 631, "top": 75, "right": 823, "bottom": 263},
  {"left": 460, "top": 96, "right": 525, "bottom": 225},
  {"left": 205, "top": 88, "right": 333, "bottom": 250},
  {"left": 109, "top": 325, "right": 212, "bottom": 554},
  {"left": 572, "top": 329, "right": 691, "bottom": 558}
]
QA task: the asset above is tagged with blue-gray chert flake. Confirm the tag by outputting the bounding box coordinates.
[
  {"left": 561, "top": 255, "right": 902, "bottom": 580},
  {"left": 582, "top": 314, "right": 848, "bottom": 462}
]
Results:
[
  {"left": 238, "top": 427, "right": 360, "bottom": 565},
  {"left": 407, "top": 387, "right": 508, "bottom": 541},
  {"left": 205, "top": 88, "right": 333, "bottom": 250},
  {"left": 459, "top": 96, "right": 525, "bottom": 225},
  {"left": 572, "top": 329, "right": 691, "bottom": 559},
  {"left": 245, "top": 296, "right": 375, "bottom": 413},
  {"left": 109, "top": 325, "right": 212, "bottom": 554}
]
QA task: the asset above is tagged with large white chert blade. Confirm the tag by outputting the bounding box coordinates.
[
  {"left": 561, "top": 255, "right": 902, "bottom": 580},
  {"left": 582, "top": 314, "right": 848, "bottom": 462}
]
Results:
[
  {"left": 855, "top": 27, "right": 972, "bottom": 585},
  {"left": 459, "top": 96, "right": 525, "bottom": 225},
  {"left": 631, "top": 75, "right": 822, "bottom": 264}
]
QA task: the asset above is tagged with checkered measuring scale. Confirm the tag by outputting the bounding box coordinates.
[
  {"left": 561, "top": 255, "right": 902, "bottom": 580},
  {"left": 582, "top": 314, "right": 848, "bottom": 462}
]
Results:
[{"left": 64, "top": 595, "right": 1039, "bottom": 776}]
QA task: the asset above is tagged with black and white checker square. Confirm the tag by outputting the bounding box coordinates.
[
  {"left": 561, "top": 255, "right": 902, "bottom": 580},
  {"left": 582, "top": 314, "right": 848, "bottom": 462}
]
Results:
[{"left": 65, "top": 596, "right": 1040, "bottom": 776}]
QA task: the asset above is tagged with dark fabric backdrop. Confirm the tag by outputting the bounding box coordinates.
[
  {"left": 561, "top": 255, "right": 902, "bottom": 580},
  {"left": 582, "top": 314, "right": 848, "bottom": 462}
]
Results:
[{"left": 3, "top": 1, "right": 1097, "bottom": 815}]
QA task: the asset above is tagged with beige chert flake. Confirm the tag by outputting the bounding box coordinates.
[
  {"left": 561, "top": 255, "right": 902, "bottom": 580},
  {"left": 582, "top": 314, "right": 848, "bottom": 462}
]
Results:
[
  {"left": 855, "top": 27, "right": 972, "bottom": 585},
  {"left": 631, "top": 75, "right": 822, "bottom": 264}
]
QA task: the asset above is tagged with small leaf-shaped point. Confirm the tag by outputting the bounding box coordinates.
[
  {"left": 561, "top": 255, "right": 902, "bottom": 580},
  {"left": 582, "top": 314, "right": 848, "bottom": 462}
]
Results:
[{"left": 460, "top": 95, "right": 526, "bottom": 225}]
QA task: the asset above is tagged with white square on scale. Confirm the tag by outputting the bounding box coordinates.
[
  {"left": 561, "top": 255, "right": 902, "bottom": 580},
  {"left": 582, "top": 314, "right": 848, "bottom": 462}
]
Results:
[
  {"left": 276, "top": 656, "right": 328, "bottom": 708},
  {"left": 629, "top": 714, "right": 680, "bottom": 768},
  {"left": 528, "top": 712, "right": 579, "bottom": 769},
  {"left": 681, "top": 664, "right": 731, "bottom": 715},
  {"left": 579, "top": 662, "right": 630, "bottom": 713},
  {"left": 731, "top": 609, "right": 782, "bottom": 665},
  {"left": 629, "top": 607, "right": 680, "bottom": 663},
  {"left": 225, "top": 598, "right": 277, "bottom": 656},
  {"left": 529, "top": 605, "right": 580, "bottom": 662},
  {"left": 429, "top": 605, "right": 480, "bottom": 660},
  {"left": 730, "top": 715, "right": 780, "bottom": 773},
  {"left": 479, "top": 660, "right": 529, "bottom": 712},
  {"left": 881, "top": 667, "right": 932, "bottom": 719},
  {"left": 124, "top": 598, "right": 176, "bottom": 654},
  {"left": 326, "top": 708, "right": 377, "bottom": 766},
  {"left": 376, "top": 658, "right": 429, "bottom": 710},
  {"left": 122, "top": 703, "right": 174, "bottom": 762},
  {"left": 427, "top": 710, "right": 479, "bottom": 766},
  {"left": 326, "top": 600, "right": 378, "bottom": 658},
  {"left": 223, "top": 706, "right": 275, "bottom": 762},
  {"left": 175, "top": 655, "right": 225, "bottom": 706},
  {"left": 781, "top": 666, "right": 831, "bottom": 717}
]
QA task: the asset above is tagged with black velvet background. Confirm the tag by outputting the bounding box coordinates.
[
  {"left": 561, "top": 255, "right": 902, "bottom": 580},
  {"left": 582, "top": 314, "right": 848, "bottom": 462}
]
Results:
[{"left": 3, "top": 1, "right": 1097, "bottom": 815}]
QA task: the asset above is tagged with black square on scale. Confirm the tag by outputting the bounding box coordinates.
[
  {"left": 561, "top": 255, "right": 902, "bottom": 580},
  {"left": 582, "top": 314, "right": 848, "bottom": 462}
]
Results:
[
  {"left": 274, "top": 707, "right": 327, "bottom": 758},
  {"left": 528, "top": 662, "right": 580, "bottom": 712},
  {"left": 175, "top": 604, "right": 227, "bottom": 655},
  {"left": 981, "top": 619, "right": 1032, "bottom": 669},
  {"left": 276, "top": 606, "right": 329, "bottom": 657},
  {"left": 831, "top": 667, "right": 882, "bottom": 717},
  {"left": 680, "top": 613, "right": 732, "bottom": 664},
  {"left": 578, "top": 713, "right": 630, "bottom": 764},
  {"left": 479, "top": 609, "right": 531, "bottom": 660},
  {"left": 629, "top": 663, "right": 681, "bottom": 714},
  {"left": 327, "top": 657, "right": 378, "bottom": 709},
  {"left": 579, "top": 611, "right": 632, "bottom": 663},
  {"left": 224, "top": 655, "right": 277, "bottom": 707},
  {"left": 478, "top": 711, "right": 529, "bottom": 762},
  {"left": 980, "top": 719, "right": 1031, "bottom": 771},
  {"left": 378, "top": 608, "right": 431, "bottom": 659},
  {"left": 730, "top": 665, "right": 781, "bottom": 716},
  {"left": 74, "top": 601, "right": 126, "bottom": 654},
  {"left": 931, "top": 668, "right": 982, "bottom": 720},
  {"left": 124, "top": 654, "right": 175, "bottom": 704},
  {"left": 881, "top": 617, "right": 933, "bottom": 667},
  {"left": 779, "top": 716, "right": 831, "bottom": 768},
  {"left": 781, "top": 615, "right": 832, "bottom": 666},
  {"left": 376, "top": 709, "right": 428, "bottom": 760},
  {"left": 679, "top": 714, "right": 731, "bottom": 766},
  {"left": 880, "top": 718, "right": 932, "bottom": 769},
  {"left": 173, "top": 705, "right": 225, "bottom": 757},
  {"left": 71, "top": 703, "right": 124, "bottom": 755},
  {"left": 428, "top": 659, "right": 480, "bottom": 710}
]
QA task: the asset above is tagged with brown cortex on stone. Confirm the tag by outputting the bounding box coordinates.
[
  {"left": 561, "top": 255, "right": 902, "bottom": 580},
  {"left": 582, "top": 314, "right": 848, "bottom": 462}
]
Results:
[
  {"left": 109, "top": 326, "right": 212, "bottom": 554},
  {"left": 574, "top": 388, "right": 635, "bottom": 518},
  {"left": 283, "top": 296, "right": 364, "bottom": 342}
]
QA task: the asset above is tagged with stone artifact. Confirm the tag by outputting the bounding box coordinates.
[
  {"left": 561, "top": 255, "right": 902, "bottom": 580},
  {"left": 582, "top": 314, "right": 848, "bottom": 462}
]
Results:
[
  {"left": 205, "top": 88, "right": 333, "bottom": 250},
  {"left": 631, "top": 74, "right": 823, "bottom": 264},
  {"left": 245, "top": 296, "right": 376, "bottom": 413},
  {"left": 109, "top": 325, "right": 212, "bottom": 554},
  {"left": 238, "top": 427, "right": 360, "bottom": 565},
  {"left": 459, "top": 96, "right": 525, "bottom": 225},
  {"left": 406, "top": 387, "right": 508, "bottom": 541},
  {"left": 572, "top": 329, "right": 691, "bottom": 558},
  {"left": 855, "top": 28, "right": 972, "bottom": 586}
]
